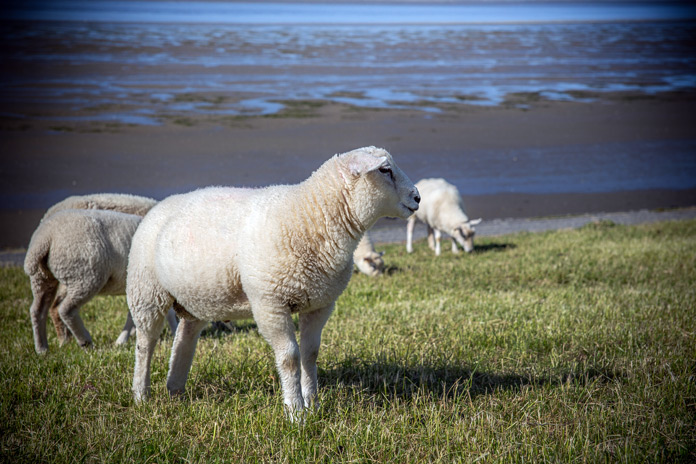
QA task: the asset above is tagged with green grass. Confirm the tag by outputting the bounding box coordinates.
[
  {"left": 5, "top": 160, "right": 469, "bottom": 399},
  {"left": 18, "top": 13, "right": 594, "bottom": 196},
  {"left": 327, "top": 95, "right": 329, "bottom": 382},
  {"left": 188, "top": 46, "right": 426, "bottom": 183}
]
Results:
[{"left": 1, "top": 219, "right": 695, "bottom": 462}]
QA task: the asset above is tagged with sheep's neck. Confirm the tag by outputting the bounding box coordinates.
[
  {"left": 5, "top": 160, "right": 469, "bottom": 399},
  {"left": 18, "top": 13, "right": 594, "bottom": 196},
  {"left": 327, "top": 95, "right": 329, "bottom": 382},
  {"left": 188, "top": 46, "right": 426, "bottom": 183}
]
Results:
[{"left": 280, "top": 164, "right": 364, "bottom": 271}]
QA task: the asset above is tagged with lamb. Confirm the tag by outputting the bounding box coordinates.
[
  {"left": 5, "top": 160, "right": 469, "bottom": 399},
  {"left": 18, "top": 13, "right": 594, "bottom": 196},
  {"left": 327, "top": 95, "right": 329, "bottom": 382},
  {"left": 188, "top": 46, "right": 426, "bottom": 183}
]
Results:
[
  {"left": 406, "top": 178, "right": 482, "bottom": 256},
  {"left": 38, "top": 193, "right": 159, "bottom": 345},
  {"left": 353, "top": 232, "right": 385, "bottom": 277},
  {"left": 24, "top": 208, "right": 177, "bottom": 353},
  {"left": 127, "top": 146, "right": 420, "bottom": 418}
]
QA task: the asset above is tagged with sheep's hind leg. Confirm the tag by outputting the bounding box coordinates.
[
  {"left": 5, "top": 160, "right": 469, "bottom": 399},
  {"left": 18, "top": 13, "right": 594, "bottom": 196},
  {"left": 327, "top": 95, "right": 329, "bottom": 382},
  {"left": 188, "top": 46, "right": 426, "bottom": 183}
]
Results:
[
  {"left": 299, "top": 304, "right": 334, "bottom": 410},
  {"left": 427, "top": 225, "right": 435, "bottom": 251},
  {"left": 56, "top": 291, "right": 96, "bottom": 348},
  {"left": 253, "top": 305, "right": 304, "bottom": 419},
  {"left": 165, "top": 308, "right": 179, "bottom": 336},
  {"left": 28, "top": 277, "right": 58, "bottom": 354},
  {"left": 166, "top": 318, "right": 208, "bottom": 397},
  {"left": 114, "top": 310, "right": 136, "bottom": 346},
  {"left": 116, "top": 308, "right": 178, "bottom": 346},
  {"left": 132, "top": 311, "right": 167, "bottom": 403},
  {"left": 49, "top": 285, "right": 72, "bottom": 345}
]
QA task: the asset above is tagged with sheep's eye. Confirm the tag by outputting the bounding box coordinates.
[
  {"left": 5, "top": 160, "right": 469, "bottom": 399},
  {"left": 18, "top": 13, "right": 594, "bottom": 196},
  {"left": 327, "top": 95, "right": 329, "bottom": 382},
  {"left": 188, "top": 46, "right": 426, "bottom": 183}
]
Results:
[{"left": 379, "top": 166, "right": 392, "bottom": 175}]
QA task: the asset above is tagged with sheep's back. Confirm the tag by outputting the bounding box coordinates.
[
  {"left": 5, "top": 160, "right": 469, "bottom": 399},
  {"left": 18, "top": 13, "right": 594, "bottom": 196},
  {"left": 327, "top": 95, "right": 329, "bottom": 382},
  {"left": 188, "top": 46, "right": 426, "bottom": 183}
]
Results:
[
  {"left": 27, "top": 209, "right": 141, "bottom": 293},
  {"left": 43, "top": 193, "right": 157, "bottom": 220}
]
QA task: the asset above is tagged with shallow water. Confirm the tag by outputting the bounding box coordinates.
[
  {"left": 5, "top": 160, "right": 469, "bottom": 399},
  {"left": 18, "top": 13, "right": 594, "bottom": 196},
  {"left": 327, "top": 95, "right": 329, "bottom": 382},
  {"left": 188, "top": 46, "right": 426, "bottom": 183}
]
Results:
[{"left": 2, "top": 5, "right": 696, "bottom": 116}]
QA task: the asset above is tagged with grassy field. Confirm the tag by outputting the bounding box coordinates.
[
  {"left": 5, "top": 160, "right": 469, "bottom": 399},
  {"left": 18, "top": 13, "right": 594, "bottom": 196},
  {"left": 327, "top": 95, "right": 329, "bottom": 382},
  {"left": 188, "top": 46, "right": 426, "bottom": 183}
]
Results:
[{"left": 1, "top": 219, "right": 695, "bottom": 463}]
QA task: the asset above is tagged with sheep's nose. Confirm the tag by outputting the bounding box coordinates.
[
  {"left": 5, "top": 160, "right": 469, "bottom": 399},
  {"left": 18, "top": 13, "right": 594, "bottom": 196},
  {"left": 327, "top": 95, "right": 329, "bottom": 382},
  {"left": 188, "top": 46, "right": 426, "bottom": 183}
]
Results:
[{"left": 414, "top": 194, "right": 421, "bottom": 204}]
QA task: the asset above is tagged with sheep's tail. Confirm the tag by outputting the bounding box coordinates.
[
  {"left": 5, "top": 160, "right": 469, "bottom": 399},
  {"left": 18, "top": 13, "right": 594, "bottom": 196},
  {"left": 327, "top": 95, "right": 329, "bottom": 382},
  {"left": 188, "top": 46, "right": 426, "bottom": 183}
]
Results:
[{"left": 23, "top": 232, "right": 55, "bottom": 284}]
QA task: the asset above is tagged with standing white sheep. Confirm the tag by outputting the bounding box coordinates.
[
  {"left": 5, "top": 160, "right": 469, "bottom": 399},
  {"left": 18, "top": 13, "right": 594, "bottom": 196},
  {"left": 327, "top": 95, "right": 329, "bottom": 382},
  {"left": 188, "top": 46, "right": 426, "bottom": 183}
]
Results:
[
  {"left": 353, "top": 232, "right": 385, "bottom": 277},
  {"left": 127, "top": 146, "right": 420, "bottom": 418},
  {"left": 39, "top": 193, "right": 159, "bottom": 345},
  {"left": 24, "top": 209, "right": 177, "bottom": 353},
  {"left": 406, "top": 178, "right": 482, "bottom": 256}
]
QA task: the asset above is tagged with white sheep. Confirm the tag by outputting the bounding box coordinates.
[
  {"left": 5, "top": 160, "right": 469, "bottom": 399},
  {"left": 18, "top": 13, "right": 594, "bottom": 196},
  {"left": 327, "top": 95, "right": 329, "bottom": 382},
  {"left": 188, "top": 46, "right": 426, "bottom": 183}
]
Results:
[
  {"left": 43, "top": 193, "right": 157, "bottom": 220},
  {"left": 24, "top": 208, "right": 177, "bottom": 353},
  {"left": 127, "top": 146, "right": 420, "bottom": 418},
  {"left": 353, "top": 232, "right": 385, "bottom": 277},
  {"left": 38, "top": 193, "right": 159, "bottom": 345},
  {"left": 406, "top": 178, "right": 482, "bottom": 256}
]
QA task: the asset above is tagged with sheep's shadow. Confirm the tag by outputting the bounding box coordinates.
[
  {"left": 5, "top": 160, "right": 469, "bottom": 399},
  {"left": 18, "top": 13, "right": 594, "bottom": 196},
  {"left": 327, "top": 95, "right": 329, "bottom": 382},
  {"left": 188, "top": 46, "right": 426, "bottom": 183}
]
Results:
[
  {"left": 201, "top": 320, "right": 258, "bottom": 338},
  {"left": 383, "top": 264, "right": 403, "bottom": 275},
  {"left": 317, "top": 356, "right": 620, "bottom": 403},
  {"left": 188, "top": 352, "right": 621, "bottom": 405},
  {"left": 473, "top": 242, "right": 516, "bottom": 254}
]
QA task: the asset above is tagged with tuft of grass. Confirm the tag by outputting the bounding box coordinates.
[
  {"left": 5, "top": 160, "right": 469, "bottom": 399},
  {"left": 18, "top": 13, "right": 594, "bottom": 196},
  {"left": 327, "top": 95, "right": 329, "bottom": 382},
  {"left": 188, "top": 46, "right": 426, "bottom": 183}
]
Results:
[{"left": 1, "top": 220, "right": 695, "bottom": 462}]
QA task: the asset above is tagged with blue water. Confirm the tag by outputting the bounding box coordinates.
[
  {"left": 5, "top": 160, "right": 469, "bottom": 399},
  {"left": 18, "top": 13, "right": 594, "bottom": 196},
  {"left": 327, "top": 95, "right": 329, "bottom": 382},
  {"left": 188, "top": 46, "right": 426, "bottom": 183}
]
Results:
[{"left": 4, "top": 1, "right": 696, "bottom": 24}]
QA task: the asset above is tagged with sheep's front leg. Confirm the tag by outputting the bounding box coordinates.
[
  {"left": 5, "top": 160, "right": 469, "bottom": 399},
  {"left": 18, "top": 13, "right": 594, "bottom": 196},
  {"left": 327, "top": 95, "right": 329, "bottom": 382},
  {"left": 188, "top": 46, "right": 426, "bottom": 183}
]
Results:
[
  {"left": 451, "top": 238, "right": 460, "bottom": 254},
  {"left": 406, "top": 216, "right": 416, "bottom": 253},
  {"left": 299, "top": 305, "right": 334, "bottom": 410},
  {"left": 433, "top": 229, "right": 442, "bottom": 256},
  {"left": 254, "top": 306, "right": 304, "bottom": 418},
  {"left": 166, "top": 318, "right": 208, "bottom": 396}
]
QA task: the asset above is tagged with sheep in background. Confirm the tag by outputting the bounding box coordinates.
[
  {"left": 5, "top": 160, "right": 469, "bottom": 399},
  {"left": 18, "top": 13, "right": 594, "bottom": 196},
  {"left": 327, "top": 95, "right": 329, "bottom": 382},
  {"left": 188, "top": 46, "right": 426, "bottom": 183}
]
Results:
[
  {"left": 406, "top": 178, "right": 482, "bottom": 256},
  {"left": 39, "top": 193, "right": 158, "bottom": 345},
  {"left": 24, "top": 209, "right": 177, "bottom": 353},
  {"left": 127, "top": 146, "right": 420, "bottom": 418},
  {"left": 353, "top": 232, "right": 385, "bottom": 277},
  {"left": 43, "top": 193, "right": 157, "bottom": 220}
]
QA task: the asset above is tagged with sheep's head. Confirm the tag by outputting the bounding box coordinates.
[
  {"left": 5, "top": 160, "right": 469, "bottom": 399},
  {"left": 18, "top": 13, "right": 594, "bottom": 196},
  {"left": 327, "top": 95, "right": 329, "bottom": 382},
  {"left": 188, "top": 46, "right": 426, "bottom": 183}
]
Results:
[
  {"left": 340, "top": 147, "right": 420, "bottom": 224},
  {"left": 454, "top": 218, "right": 482, "bottom": 253},
  {"left": 355, "top": 251, "right": 385, "bottom": 277}
]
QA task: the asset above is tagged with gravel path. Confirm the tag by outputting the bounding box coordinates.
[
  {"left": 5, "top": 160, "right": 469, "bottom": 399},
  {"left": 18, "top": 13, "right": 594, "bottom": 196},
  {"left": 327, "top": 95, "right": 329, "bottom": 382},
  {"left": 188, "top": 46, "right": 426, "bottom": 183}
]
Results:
[{"left": 2, "top": 207, "right": 695, "bottom": 267}]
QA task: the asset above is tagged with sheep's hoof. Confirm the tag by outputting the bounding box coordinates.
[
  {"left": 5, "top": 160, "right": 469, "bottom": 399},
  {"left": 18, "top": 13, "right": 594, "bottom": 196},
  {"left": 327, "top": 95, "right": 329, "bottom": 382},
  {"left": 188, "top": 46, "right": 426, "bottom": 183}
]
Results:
[
  {"left": 133, "top": 389, "right": 150, "bottom": 404},
  {"left": 79, "top": 340, "right": 94, "bottom": 349},
  {"left": 167, "top": 388, "right": 186, "bottom": 399},
  {"left": 114, "top": 332, "right": 130, "bottom": 346}
]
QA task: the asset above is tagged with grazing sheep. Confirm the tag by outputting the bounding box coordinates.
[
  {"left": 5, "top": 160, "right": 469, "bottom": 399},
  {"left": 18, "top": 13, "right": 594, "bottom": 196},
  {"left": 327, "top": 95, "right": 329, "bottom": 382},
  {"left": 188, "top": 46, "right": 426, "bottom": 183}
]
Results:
[
  {"left": 43, "top": 193, "right": 157, "bottom": 220},
  {"left": 127, "top": 146, "right": 420, "bottom": 418},
  {"left": 24, "top": 209, "right": 177, "bottom": 353},
  {"left": 40, "top": 193, "right": 158, "bottom": 345},
  {"left": 406, "top": 178, "right": 482, "bottom": 256},
  {"left": 353, "top": 232, "right": 385, "bottom": 277}
]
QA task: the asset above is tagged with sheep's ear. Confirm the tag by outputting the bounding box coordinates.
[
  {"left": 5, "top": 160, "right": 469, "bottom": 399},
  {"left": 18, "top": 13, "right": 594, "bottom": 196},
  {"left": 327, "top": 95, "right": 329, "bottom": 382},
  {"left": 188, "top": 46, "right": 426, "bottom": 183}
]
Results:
[
  {"left": 378, "top": 251, "right": 385, "bottom": 257},
  {"left": 469, "top": 218, "right": 482, "bottom": 226},
  {"left": 347, "top": 154, "right": 387, "bottom": 176}
]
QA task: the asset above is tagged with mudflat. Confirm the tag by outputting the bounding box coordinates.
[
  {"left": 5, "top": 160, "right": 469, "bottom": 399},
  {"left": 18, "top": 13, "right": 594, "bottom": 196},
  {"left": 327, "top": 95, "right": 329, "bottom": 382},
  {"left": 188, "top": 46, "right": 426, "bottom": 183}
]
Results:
[{"left": 2, "top": 94, "right": 696, "bottom": 249}]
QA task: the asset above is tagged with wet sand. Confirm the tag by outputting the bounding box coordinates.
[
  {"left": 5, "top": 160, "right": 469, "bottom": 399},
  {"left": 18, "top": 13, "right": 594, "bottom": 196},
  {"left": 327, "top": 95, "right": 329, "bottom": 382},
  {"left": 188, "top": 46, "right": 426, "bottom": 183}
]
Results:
[{"left": 2, "top": 94, "right": 696, "bottom": 250}]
